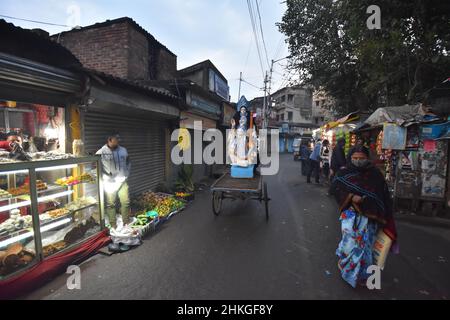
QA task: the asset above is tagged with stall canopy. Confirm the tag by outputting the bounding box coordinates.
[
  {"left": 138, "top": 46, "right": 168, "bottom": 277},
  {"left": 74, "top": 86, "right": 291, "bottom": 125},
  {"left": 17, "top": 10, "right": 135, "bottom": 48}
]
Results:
[
  {"left": 354, "top": 104, "right": 440, "bottom": 132},
  {"left": 323, "top": 111, "right": 359, "bottom": 130}
]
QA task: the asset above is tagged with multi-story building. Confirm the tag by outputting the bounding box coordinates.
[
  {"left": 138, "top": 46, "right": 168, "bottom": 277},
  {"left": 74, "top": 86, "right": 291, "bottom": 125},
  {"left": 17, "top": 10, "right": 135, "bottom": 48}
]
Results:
[
  {"left": 271, "top": 86, "right": 313, "bottom": 124},
  {"left": 270, "top": 86, "right": 318, "bottom": 152},
  {"left": 312, "top": 90, "right": 336, "bottom": 126}
]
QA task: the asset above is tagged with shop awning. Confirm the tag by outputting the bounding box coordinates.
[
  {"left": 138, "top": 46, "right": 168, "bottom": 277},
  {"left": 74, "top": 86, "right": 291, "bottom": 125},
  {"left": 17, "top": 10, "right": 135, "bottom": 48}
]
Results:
[
  {"left": 0, "top": 52, "right": 82, "bottom": 105},
  {"left": 355, "top": 104, "right": 439, "bottom": 132},
  {"left": 322, "top": 111, "right": 359, "bottom": 130}
]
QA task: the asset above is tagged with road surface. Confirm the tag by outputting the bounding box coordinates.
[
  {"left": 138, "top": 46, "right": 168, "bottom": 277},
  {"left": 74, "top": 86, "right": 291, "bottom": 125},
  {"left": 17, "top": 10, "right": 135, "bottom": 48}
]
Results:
[{"left": 24, "top": 154, "right": 450, "bottom": 300}]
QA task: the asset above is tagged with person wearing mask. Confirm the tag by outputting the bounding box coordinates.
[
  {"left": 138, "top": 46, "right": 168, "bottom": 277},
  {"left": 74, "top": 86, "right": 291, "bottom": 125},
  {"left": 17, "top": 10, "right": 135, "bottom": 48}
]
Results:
[
  {"left": 307, "top": 139, "right": 322, "bottom": 184},
  {"left": 346, "top": 138, "right": 364, "bottom": 164},
  {"left": 96, "top": 132, "right": 131, "bottom": 232},
  {"left": 330, "top": 138, "right": 347, "bottom": 178},
  {"left": 330, "top": 145, "right": 397, "bottom": 288},
  {"left": 320, "top": 139, "right": 330, "bottom": 181}
]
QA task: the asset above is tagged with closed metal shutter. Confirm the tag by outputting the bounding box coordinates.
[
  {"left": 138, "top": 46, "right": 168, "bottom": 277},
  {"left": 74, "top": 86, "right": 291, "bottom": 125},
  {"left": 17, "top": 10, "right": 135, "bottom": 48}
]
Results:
[{"left": 83, "top": 111, "right": 167, "bottom": 195}]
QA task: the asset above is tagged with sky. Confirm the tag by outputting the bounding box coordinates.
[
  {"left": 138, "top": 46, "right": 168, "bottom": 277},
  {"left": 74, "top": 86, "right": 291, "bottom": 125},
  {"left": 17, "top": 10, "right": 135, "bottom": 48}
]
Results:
[{"left": 0, "top": 0, "right": 290, "bottom": 102}]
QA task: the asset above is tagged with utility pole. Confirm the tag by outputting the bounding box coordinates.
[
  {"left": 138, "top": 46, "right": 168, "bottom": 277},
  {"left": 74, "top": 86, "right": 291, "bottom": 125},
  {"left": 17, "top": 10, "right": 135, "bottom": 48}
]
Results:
[
  {"left": 262, "top": 71, "right": 269, "bottom": 129},
  {"left": 238, "top": 72, "right": 242, "bottom": 99}
]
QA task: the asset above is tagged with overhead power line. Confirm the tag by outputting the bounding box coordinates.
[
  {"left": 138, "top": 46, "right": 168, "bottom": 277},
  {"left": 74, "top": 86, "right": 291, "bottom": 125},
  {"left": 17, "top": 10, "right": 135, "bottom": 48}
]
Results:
[
  {"left": 246, "top": 0, "right": 265, "bottom": 79},
  {"left": 255, "top": 0, "right": 271, "bottom": 69},
  {"left": 0, "top": 14, "right": 70, "bottom": 28}
]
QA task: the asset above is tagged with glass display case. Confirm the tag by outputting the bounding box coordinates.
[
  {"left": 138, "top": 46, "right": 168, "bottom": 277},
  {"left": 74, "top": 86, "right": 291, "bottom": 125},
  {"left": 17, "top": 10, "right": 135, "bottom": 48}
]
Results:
[{"left": 0, "top": 156, "right": 104, "bottom": 278}]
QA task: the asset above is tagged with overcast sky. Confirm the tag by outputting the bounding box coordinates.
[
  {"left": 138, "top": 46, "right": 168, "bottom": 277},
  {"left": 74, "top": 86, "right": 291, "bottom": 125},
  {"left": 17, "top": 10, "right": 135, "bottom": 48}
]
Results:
[{"left": 0, "top": 0, "right": 290, "bottom": 102}]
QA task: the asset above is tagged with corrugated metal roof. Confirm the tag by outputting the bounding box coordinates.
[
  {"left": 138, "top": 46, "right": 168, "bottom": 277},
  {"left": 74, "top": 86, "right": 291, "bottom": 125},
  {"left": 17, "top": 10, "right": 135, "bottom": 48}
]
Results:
[{"left": 84, "top": 68, "right": 180, "bottom": 102}]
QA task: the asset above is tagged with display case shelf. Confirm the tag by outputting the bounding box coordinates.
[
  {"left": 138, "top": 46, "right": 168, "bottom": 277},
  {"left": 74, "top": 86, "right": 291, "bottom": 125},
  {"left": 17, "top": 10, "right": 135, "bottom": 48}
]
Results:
[{"left": 0, "top": 156, "right": 104, "bottom": 280}]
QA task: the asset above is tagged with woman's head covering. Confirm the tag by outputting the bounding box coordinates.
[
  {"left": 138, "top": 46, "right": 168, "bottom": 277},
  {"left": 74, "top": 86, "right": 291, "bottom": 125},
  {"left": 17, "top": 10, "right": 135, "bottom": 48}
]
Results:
[{"left": 348, "top": 144, "right": 369, "bottom": 158}]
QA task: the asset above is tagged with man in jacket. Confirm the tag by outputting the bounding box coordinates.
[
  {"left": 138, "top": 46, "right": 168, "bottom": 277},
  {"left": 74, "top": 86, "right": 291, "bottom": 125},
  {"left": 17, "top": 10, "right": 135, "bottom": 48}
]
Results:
[
  {"left": 96, "top": 132, "right": 131, "bottom": 230},
  {"left": 307, "top": 139, "right": 322, "bottom": 183}
]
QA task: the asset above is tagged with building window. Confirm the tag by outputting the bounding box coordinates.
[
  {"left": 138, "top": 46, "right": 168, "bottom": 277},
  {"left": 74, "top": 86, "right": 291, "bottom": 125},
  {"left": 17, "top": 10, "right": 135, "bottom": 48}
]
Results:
[
  {"left": 281, "top": 114, "right": 284, "bottom": 121},
  {"left": 321, "top": 117, "right": 325, "bottom": 122},
  {"left": 276, "top": 115, "right": 279, "bottom": 121},
  {"left": 288, "top": 112, "right": 293, "bottom": 121},
  {"left": 281, "top": 95, "right": 286, "bottom": 103},
  {"left": 315, "top": 101, "right": 320, "bottom": 107},
  {"left": 288, "top": 94, "right": 294, "bottom": 103},
  {"left": 315, "top": 117, "right": 319, "bottom": 124}
]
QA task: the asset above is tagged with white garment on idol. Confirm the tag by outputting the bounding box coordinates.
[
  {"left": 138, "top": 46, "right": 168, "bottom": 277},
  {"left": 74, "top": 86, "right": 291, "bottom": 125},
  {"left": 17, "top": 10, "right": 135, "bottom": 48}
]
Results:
[{"left": 227, "top": 123, "right": 257, "bottom": 167}]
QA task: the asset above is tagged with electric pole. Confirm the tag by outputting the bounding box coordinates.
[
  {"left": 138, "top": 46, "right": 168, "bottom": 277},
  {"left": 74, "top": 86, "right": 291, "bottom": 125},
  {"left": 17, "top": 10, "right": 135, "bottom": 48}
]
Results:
[{"left": 238, "top": 72, "right": 242, "bottom": 99}]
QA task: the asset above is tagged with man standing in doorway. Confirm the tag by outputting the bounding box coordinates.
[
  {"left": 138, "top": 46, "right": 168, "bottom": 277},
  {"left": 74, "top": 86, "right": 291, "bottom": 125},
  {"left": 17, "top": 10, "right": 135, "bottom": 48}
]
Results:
[
  {"left": 307, "top": 139, "right": 322, "bottom": 184},
  {"left": 96, "top": 132, "right": 131, "bottom": 230}
]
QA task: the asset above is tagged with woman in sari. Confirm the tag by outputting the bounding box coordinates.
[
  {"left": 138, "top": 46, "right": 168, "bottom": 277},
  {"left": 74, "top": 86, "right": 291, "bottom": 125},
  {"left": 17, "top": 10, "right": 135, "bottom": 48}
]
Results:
[{"left": 330, "top": 145, "right": 397, "bottom": 288}]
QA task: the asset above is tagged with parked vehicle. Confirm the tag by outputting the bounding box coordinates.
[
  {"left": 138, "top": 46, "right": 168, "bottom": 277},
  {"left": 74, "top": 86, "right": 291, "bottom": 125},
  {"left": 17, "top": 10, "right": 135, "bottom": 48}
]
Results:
[{"left": 293, "top": 138, "right": 302, "bottom": 160}]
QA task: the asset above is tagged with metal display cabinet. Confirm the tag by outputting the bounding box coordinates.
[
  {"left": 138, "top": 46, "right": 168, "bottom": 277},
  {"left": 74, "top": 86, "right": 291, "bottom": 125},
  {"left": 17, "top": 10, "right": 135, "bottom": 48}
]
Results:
[{"left": 0, "top": 156, "right": 104, "bottom": 279}]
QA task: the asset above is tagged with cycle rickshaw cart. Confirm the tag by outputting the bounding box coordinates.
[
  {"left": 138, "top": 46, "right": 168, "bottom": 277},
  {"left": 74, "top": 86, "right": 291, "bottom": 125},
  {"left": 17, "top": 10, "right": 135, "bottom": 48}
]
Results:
[{"left": 210, "top": 172, "right": 270, "bottom": 221}]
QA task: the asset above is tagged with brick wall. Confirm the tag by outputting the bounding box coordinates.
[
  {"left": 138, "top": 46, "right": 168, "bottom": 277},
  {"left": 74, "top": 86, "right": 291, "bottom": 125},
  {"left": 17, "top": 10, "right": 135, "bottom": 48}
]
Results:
[
  {"left": 156, "top": 48, "right": 177, "bottom": 80},
  {"left": 55, "top": 19, "right": 176, "bottom": 81},
  {"left": 127, "top": 25, "right": 149, "bottom": 80},
  {"left": 57, "top": 21, "right": 130, "bottom": 78}
]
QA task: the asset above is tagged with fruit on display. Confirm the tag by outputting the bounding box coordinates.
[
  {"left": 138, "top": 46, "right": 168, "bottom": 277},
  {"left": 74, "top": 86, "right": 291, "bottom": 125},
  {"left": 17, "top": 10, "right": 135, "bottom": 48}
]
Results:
[
  {"left": 0, "top": 188, "right": 12, "bottom": 200},
  {"left": 155, "top": 197, "right": 184, "bottom": 217},
  {"left": 133, "top": 211, "right": 158, "bottom": 227},
  {"left": 175, "top": 191, "right": 193, "bottom": 201}
]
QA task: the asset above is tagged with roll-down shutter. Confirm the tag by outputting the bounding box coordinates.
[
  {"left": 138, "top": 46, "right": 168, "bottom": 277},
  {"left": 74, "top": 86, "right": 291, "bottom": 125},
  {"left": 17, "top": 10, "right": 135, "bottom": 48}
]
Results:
[{"left": 84, "top": 111, "right": 167, "bottom": 195}]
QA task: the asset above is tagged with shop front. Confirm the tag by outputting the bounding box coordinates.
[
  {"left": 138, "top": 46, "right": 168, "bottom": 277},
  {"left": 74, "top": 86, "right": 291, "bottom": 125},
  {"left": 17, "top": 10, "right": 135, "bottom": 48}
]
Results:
[
  {"left": 354, "top": 105, "right": 449, "bottom": 217},
  {"left": 82, "top": 72, "right": 181, "bottom": 196},
  {"left": 0, "top": 51, "right": 109, "bottom": 297}
]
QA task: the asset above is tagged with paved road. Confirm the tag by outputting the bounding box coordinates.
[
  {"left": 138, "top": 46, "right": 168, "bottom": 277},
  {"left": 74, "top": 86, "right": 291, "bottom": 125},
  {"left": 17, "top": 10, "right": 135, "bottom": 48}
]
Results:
[{"left": 24, "top": 154, "right": 450, "bottom": 299}]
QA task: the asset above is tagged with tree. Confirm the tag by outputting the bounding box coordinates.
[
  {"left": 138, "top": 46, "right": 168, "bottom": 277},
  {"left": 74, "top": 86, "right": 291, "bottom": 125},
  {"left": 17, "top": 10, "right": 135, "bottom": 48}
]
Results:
[{"left": 278, "top": 0, "right": 450, "bottom": 116}]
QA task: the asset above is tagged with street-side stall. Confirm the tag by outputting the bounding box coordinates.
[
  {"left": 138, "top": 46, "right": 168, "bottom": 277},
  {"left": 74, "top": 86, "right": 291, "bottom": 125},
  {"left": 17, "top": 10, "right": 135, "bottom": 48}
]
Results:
[
  {"left": 315, "top": 111, "right": 360, "bottom": 154},
  {"left": 0, "top": 20, "right": 109, "bottom": 298},
  {"left": 353, "top": 104, "right": 449, "bottom": 217},
  {"left": 0, "top": 155, "right": 107, "bottom": 298}
]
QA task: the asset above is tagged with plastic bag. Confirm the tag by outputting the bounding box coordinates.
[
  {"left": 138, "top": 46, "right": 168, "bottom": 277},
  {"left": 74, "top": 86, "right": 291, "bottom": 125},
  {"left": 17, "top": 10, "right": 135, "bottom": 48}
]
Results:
[{"left": 109, "top": 225, "right": 142, "bottom": 246}]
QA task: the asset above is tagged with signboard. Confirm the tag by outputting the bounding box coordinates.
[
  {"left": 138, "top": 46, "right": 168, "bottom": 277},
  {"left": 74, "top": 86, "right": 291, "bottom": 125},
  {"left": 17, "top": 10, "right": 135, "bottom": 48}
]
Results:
[
  {"left": 209, "top": 69, "right": 229, "bottom": 101},
  {"left": 180, "top": 111, "right": 216, "bottom": 130},
  {"left": 281, "top": 123, "right": 289, "bottom": 133},
  {"left": 222, "top": 103, "right": 235, "bottom": 126},
  {"left": 382, "top": 123, "right": 406, "bottom": 150},
  {"left": 190, "top": 93, "right": 220, "bottom": 115}
]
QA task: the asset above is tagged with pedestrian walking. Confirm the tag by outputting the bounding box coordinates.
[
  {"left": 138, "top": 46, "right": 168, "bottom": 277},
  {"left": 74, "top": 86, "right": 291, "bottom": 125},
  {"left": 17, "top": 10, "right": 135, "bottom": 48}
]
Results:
[
  {"left": 96, "top": 132, "right": 131, "bottom": 230},
  {"left": 307, "top": 139, "right": 321, "bottom": 183},
  {"left": 320, "top": 139, "right": 330, "bottom": 182},
  {"left": 300, "top": 141, "right": 311, "bottom": 176},
  {"left": 330, "top": 145, "right": 397, "bottom": 288}
]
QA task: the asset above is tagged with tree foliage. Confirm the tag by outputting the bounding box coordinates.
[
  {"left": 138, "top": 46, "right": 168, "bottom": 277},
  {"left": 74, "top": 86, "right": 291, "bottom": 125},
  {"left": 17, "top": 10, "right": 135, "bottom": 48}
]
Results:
[{"left": 278, "top": 0, "right": 450, "bottom": 116}]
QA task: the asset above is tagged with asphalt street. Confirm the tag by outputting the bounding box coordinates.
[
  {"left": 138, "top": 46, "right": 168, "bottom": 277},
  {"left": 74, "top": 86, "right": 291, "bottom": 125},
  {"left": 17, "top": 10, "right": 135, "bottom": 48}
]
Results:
[{"left": 24, "top": 154, "right": 450, "bottom": 300}]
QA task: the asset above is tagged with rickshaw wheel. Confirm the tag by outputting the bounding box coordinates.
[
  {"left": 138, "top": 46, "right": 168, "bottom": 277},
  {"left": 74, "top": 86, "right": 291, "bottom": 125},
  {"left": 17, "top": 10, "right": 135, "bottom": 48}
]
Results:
[{"left": 212, "top": 191, "right": 223, "bottom": 216}]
